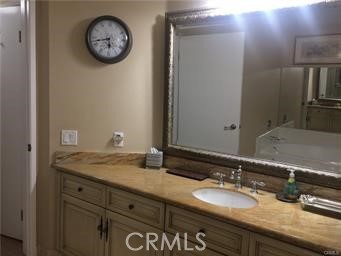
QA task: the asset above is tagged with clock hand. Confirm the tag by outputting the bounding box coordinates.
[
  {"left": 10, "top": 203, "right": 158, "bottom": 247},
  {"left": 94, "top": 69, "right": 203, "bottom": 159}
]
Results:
[
  {"left": 92, "top": 37, "right": 111, "bottom": 42},
  {"left": 106, "top": 37, "right": 111, "bottom": 48}
]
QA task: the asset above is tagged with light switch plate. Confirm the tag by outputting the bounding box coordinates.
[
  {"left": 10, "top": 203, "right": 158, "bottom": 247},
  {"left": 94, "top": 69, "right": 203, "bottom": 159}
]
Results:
[{"left": 61, "top": 130, "right": 78, "bottom": 146}]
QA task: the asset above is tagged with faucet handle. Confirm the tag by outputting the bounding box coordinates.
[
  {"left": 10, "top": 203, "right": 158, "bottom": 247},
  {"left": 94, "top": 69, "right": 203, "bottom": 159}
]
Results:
[
  {"left": 212, "top": 172, "right": 226, "bottom": 186},
  {"left": 231, "top": 165, "right": 242, "bottom": 179},
  {"left": 212, "top": 171, "right": 225, "bottom": 177},
  {"left": 250, "top": 180, "right": 266, "bottom": 194},
  {"left": 229, "top": 170, "right": 235, "bottom": 180}
]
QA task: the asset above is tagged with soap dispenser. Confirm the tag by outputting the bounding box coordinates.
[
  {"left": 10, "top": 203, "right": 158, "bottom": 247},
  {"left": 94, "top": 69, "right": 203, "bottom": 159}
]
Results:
[{"left": 283, "top": 169, "right": 299, "bottom": 200}]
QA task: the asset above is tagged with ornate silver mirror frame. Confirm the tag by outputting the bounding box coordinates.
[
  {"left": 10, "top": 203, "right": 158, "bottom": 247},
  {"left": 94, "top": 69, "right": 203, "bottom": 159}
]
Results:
[{"left": 163, "top": 6, "right": 341, "bottom": 189}]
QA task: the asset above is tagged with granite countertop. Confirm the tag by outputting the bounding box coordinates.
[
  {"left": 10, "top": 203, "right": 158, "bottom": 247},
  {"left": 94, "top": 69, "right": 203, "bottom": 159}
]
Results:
[{"left": 53, "top": 163, "right": 341, "bottom": 253}]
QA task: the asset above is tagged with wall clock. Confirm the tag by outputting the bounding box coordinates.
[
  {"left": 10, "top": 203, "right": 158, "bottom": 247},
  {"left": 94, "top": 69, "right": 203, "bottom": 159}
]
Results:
[{"left": 86, "top": 15, "right": 132, "bottom": 64}]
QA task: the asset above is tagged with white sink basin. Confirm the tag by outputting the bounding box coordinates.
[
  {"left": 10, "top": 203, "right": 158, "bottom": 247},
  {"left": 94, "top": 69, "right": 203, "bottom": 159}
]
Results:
[{"left": 192, "top": 188, "right": 257, "bottom": 209}]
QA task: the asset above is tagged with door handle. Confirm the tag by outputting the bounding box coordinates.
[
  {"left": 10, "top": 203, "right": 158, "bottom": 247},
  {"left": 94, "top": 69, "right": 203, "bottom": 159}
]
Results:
[
  {"left": 97, "top": 217, "right": 103, "bottom": 239},
  {"left": 103, "top": 219, "right": 109, "bottom": 242},
  {"left": 224, "top": 124, "right": 237, "bottom": 130}
]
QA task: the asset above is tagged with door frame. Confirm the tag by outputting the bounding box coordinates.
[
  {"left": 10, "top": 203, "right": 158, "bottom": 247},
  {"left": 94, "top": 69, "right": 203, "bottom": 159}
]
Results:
[
  {"left": 21, "top": 0, "right": 37, "bottom": 255},
  {"left": 0, "top": 1, "right": 36, "bottom": 253}
]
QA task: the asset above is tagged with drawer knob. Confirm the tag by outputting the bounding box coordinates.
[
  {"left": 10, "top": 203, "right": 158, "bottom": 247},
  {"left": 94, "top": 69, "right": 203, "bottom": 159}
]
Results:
[
  {"left": 78, "top": 187, "right": 83, "bottom": 192},
  {"left": 128, "top": 204, "right": 134, "bottom": 210},
  {"left": 198, "top": 228, "right": 206, "bottom": 234}
]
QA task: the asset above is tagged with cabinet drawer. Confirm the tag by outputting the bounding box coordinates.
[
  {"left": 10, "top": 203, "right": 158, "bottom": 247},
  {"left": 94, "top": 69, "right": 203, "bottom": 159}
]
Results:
[
  {"left": 61, "top": 173, "right": 106, "bottom": 207},
  {"left": 165, "top": 205, "right": 249, "bottom": 256},
  {"left": 249, "top": 233, "right": 320, "bottom": 256},
  {"left": 107, "top": 187, "right": 165, "bottom": 229},
  {"left": 307, "top": 108, "right": 330, "bottom": 116}
]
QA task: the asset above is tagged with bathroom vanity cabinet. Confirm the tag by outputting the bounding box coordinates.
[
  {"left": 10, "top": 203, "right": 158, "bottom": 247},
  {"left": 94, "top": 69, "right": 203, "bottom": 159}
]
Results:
[
  {"left": 306, "top": 107, "right": 341, "bottom": 133},
  {"left": 57, "top": 171, "right": 321, "bottom": 256},
  {"left": 59, "top": 173, "right": 163, "bottom": 256}
]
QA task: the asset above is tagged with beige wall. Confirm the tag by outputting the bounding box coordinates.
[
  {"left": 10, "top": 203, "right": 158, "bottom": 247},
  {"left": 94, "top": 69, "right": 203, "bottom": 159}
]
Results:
[
  {"left": 37, "top": 1, "right": 207, "bottom": 255},
  {"left": 49, "top": 1, "right": 165, "bottom": 154}
]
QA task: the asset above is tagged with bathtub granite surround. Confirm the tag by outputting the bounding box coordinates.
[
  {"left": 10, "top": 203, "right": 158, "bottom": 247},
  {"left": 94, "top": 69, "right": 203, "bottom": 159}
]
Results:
[
  {"left": 53, "top": 163, "right": 341, "bottom": 253},
  {"left": 256, "top": 127, "right": 341, "bottom": 174}
]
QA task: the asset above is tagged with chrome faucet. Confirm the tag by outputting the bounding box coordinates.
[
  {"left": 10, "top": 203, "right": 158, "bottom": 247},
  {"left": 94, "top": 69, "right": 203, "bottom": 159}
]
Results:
[
  {"left": 269, "top": 135, "right": 286, "bottom": 143},
  {"left": 212, "top": 172, "right": 226, "bottom": 187},
  {"left": 230, "top": 165, "right": 242, "bottom": 189}
]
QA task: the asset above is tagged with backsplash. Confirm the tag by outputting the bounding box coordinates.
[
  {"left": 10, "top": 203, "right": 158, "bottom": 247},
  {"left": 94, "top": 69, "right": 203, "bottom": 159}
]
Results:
[
  {"left": 54, "top": 151, "right": 146, "bottom": 166},
  {"left": 164, "top": 155, "right": 341, "bottom": 201}
]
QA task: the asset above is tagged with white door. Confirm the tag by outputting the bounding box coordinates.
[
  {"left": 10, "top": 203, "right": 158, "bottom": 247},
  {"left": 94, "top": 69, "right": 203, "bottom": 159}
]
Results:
[
  {"left": 0, "top": 5, "right": 26, "bottom": 240},
  {"left": 175, "top": 32, "right": 245, "bottom": 154}
]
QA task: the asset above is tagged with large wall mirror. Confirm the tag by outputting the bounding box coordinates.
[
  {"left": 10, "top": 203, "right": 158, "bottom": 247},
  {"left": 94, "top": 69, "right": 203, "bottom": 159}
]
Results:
[{"left": 164, "top": 2, "right": 341, "bottom": 188}]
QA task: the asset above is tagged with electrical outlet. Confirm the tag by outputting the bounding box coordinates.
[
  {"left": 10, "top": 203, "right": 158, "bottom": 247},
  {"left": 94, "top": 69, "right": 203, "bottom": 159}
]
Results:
[
  {"left": 61, "top": 130, "right": 78, "bottom": 146},
  {"left": 113, "top": 132, "right": 124, "bottom": 147}
]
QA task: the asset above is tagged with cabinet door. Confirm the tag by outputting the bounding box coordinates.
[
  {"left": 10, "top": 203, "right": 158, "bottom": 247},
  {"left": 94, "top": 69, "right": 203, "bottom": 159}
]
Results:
[
  {"left": 163, "top": 235, "right": 225, "bottom": 256},
  {"left": 165, "top": 205, "right": 249, "bottom": 256},
  {"left": 306, "top": 109, "right": 330, "bottom": 132},
  {"left": 331, "top": 111, "right": 341, "bottom": 133},
  {"left": 60, "top": 194, "right": 105, "bottom": 256},
  {"left": 105, "top": 210, "right": 163, "bottom": 256},
  {"left": 249, "top": 233, "right": 320, "bottom": 256}
]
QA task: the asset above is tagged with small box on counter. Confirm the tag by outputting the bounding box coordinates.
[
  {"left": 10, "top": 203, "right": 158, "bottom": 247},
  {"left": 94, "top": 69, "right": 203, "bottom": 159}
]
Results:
[{"left": 146, "top": 151, "right": 163, "bottom": 169}]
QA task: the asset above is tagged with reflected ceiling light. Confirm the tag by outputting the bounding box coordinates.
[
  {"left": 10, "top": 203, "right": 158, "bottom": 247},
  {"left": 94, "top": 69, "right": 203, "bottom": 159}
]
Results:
[
  {"left": 207, "top": 0, "right": 323, "bottom": 14},
  {"left": 0, "top": 6, "right": 19, "bottom": 14}
]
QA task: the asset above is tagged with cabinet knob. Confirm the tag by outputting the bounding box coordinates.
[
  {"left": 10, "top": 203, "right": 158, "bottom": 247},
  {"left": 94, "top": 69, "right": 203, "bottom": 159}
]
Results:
[
  {"left": 198, "top": 228, "right": 206, "bottom": 234},
  {"left": 128, "top": 204, "right": 134, "bottom": 210},
  {"left": 77, "top": 187, "right": 83, "bottom": 192}
]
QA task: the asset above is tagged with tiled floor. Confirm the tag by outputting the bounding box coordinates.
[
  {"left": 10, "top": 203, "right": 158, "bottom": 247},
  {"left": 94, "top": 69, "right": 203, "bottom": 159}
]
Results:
[{"left": 0, "top": 235, "right": 24, "bottom": 256}]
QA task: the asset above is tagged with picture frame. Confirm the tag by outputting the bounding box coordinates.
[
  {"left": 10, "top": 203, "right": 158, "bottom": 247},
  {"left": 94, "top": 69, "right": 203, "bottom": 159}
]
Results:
[{"left": 294, "top": 34, "right": 341, "bottom": 64}]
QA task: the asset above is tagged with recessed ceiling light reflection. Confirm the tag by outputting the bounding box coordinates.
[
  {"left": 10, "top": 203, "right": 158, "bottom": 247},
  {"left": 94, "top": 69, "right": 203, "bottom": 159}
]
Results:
[{"left": 206, "top": 0, "right": 323, "bottom": 15}]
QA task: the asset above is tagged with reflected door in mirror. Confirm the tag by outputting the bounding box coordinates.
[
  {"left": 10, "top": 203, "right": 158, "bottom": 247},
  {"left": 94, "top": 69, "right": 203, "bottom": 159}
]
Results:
[{"left": 173, "top": 30, "right": 245, "bottom": 154}]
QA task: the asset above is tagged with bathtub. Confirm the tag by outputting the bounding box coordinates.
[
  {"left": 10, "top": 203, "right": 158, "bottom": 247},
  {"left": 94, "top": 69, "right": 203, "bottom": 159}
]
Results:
[{"left": 255, "top": 127, "right": 341, "bottom": 174}]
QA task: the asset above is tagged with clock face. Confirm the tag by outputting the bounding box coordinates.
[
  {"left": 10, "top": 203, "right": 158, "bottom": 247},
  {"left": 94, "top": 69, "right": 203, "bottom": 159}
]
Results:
[{"left": 86, "top": 16, "right": 132, "bottom": 64}]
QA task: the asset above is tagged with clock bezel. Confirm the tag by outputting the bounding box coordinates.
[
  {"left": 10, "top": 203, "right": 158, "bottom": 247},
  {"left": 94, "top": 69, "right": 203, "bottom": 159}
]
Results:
[{"left": 86, "top": 15, "right": 133, "bottom": 64}]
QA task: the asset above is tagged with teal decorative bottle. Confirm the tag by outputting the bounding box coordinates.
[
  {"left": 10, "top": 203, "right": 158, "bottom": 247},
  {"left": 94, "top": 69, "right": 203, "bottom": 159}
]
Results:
[{"left": 283, "top": 169, "right": 299, "bottom": 200}]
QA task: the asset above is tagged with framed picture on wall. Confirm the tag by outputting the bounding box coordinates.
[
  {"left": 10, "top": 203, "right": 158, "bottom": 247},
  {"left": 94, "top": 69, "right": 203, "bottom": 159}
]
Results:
[{"left": 294, "top": 34, "right": 341, "bottom": 64}]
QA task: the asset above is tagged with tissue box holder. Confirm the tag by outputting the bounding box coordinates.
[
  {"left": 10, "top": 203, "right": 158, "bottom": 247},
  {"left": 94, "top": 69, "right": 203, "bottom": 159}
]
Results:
[{"left": 146, "top": 152, "right": 163, "bottom": 169}]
